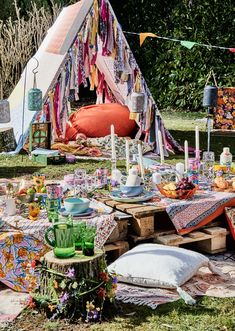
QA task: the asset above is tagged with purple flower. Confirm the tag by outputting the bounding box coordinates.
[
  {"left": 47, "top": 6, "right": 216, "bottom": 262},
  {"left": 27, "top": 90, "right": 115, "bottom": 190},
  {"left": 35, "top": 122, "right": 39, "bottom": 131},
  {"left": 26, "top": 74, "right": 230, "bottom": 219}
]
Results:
[
  {"left": 65, "top": 267, "right": 75, "bottom": 278},
  {"left": 60, "top": 292, "right": 69, "bottom": 304},
  {"left": 112, "top": 276, "right": 118, "bottom": 284}
]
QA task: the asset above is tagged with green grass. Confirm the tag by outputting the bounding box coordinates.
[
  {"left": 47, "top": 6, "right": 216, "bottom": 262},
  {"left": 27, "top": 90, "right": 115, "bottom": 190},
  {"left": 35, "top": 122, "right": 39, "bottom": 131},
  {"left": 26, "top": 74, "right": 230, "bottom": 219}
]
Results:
[{"left": 6, "top": 297, "right": 235, "bottom": 331}]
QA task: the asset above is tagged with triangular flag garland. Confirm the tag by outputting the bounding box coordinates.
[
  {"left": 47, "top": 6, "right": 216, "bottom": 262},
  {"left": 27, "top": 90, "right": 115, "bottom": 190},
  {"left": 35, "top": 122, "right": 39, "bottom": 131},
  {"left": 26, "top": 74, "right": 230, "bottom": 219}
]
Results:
[
  {"left": 180, "top": 40, "right": 196, "bottom": 49},
  {"left": 123, "top": 31, "right": 234, "bottom": 53},
  {"left": 139, "top": 32, "right": 157, "bottom": 46}
]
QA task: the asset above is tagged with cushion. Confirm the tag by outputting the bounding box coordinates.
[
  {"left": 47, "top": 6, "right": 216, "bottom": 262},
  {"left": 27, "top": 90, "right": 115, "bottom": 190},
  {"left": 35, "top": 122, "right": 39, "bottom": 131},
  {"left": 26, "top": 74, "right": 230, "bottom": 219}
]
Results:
[
  {"left": 65, "top": 103, "right": 137, "bottom": 140},
  {"left": 108, "top": 243, "right": 215, "bottom": 289}
]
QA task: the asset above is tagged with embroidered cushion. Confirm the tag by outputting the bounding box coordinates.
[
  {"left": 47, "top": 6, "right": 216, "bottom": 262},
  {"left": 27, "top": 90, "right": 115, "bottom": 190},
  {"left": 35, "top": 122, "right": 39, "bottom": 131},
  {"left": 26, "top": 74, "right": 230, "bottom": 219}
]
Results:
[
  {"left": 108, "top": 243, "right": 216, "bottom": 289},
  {"left": 65, "top": 103, "right": 137, "bottom": 140}
]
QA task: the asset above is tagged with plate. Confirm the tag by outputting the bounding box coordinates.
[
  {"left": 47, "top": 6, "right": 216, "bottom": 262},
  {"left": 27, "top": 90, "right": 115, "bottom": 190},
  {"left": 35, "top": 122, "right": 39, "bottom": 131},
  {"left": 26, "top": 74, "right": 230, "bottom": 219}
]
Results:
[
  {"left": 59, "top": 207, "right": 94, "bottom": 217},
  {"left": 110, "top": 190, "right": 154, "bottom": 203}
]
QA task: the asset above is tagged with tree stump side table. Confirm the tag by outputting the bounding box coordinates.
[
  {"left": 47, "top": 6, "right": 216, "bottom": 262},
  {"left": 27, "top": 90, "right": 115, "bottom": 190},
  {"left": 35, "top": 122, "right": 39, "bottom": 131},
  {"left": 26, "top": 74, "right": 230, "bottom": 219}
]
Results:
[{"left": 38, "top": 250, "right": 106, "bottom": 300}]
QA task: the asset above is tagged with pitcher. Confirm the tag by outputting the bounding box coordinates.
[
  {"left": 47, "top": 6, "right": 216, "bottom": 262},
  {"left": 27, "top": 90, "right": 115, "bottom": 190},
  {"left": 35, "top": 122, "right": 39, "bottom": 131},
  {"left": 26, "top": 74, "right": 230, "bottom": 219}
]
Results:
[{"left": 45, "top": 216, "right": 75, "bottom": 258}]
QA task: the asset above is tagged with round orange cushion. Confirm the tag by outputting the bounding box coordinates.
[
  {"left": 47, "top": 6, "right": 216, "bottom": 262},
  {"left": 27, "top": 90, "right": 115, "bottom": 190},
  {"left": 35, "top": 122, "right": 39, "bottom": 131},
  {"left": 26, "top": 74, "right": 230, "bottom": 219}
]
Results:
[{"left": 66, "top": 103, "right": 137, "bottom": 140}]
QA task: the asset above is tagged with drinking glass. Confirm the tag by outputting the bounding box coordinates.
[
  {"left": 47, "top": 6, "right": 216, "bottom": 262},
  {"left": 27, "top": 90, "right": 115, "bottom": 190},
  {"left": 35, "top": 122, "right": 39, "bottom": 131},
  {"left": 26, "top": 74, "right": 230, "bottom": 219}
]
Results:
[
  {"left": 201, "top": 151, "right": 215, "bottom": 190},
  {"left": 74, "top": 169, "right": 87, "bottom": 196},
  {"left": 85, "top": 175, "right": 98, "bottom": 193},
  {"left": 82, "top": 224, "right": 96, "bottom": 256},
  {"left": 45, "top": 215, "right": 75, "bottom": 258},
  {"left": 73, "top": 220, "right": 86, "bottom": 250},
  {"left": 45, "top": 198, "right": 61, "bottom": 222}
]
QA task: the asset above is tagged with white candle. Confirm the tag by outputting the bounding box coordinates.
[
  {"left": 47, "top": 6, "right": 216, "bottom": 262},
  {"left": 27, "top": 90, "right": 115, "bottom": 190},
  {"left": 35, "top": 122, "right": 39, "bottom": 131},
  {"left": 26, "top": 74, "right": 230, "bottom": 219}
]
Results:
[
  {"left": 195, "top": 126, "right": 199, "bottom": 151},
  {"left": 195, "top": 126, "right": 200, "bottom": 159},
  {"left": 137, "top": 143, "right": 145, "bottom": 179},
  {"left": 158, "top": 130, "right": 164, "bottom": 164},
  {"left": 125, "top": 139, "right": 130, "bottom": 173},
  {"left": 110, "top": 124, "right": 116, "bottom": 160},
  {"left": 184, "top": 140, "right": 188, "bottom": 172},
  {"left": 152, "top": 172, "right": 162, "bottom": 188}
]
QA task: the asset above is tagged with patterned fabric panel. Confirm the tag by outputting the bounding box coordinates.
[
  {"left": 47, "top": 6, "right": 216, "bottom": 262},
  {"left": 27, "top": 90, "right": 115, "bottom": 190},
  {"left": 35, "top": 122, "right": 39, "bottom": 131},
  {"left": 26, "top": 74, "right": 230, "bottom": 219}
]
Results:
[{"left": 213, "top": 87, "right": 235, "bottom": 130}]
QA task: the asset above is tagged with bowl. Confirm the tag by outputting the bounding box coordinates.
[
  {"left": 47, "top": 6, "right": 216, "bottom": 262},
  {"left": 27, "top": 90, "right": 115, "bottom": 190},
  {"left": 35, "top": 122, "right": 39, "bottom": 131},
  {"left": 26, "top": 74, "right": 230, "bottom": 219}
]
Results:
[
  {"left": 157, "top": 183, "right": 197, "bottom": 200},
  {"left": 64, "top": 197, "right": 90, "bottom": 213},
  {"left": 120, "top": 185, "right": 144, "bottom": 197}
]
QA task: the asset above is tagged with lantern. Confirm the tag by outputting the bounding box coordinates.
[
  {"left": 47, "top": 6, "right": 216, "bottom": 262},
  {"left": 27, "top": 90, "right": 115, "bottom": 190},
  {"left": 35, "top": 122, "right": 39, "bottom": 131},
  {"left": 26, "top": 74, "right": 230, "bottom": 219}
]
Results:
[
  {"left": 203, "top": 85, "right": 218, "bottom": 108},
  {"left": 28, "top": 59, "right": 42, "bottom": 112},
  {"left": 0, "top": 99, "right": 10, "bottom": 123},
  {"left": 131, "top": 92, "right": 145, "bottom": 113}
]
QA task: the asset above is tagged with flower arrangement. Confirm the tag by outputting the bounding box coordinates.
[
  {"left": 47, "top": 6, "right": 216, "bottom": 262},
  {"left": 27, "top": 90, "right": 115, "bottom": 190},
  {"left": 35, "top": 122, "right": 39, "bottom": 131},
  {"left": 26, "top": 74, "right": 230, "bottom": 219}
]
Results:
[{"left": 27, "top": 259, "right": 117, "bottom": 322}]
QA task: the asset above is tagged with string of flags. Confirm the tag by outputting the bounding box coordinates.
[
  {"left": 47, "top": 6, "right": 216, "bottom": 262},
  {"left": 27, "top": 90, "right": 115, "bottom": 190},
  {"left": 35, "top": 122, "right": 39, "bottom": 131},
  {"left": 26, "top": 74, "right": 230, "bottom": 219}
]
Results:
[{"left": 123, "top": 31, "right": 235, "bottom": 53}]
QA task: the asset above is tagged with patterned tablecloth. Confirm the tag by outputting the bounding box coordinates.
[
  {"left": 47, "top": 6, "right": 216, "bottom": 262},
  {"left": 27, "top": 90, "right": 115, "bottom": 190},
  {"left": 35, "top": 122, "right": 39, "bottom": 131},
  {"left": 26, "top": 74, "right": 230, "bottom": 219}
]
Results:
[
  {"left": 153, "top": 190, "right": 235, "bottom": 234},
  {"left": 0, "top": 199, "right": 116, "bottom": 292}
]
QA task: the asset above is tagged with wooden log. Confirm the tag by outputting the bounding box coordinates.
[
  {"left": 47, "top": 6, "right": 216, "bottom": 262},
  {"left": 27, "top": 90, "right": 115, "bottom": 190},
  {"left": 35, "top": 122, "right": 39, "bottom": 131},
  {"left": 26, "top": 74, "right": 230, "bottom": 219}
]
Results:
[
  {"left": 38, "top": 250, "right": 105, "bottom": 300},
  {"left": 0, "top": 127, "right": 16, "bottom": 152}
]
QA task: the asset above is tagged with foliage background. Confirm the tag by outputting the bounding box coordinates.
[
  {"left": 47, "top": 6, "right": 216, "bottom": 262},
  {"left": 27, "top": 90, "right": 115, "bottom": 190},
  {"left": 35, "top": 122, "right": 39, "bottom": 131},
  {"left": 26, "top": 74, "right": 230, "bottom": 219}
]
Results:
[{"left": 0, "top": 0, "right": 234, "bottom": 111}]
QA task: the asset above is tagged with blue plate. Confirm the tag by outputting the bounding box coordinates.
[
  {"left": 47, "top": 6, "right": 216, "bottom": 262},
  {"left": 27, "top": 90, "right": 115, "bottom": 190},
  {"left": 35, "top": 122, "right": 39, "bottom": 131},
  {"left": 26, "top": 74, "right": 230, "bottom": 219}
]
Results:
[
  {"left": 59, "top": 207, "right": 94, "bottom": 217},
  {"left": 110, "top": 190, "right": 154, "bottom": 203}
]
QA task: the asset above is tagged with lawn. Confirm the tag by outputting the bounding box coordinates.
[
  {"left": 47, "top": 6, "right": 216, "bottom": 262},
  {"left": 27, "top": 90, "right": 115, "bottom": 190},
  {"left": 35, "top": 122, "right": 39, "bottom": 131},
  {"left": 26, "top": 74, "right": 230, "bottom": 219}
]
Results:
[{"left": 1, "top": 111, "right": 235, "bottom": 331}]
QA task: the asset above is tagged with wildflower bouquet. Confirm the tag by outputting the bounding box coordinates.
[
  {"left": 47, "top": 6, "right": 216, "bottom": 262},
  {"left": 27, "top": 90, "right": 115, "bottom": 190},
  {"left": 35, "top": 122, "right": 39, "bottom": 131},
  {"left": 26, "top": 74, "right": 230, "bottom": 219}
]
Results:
[{"left": 28, "top": 259, "right": 117, "bottom": 322}]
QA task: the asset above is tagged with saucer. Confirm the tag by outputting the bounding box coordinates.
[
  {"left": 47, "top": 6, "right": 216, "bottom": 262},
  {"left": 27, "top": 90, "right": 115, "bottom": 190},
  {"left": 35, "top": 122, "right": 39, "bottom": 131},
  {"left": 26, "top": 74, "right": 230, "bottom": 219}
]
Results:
[
  {"left": 59, "top": 207, "right": 94, "bottom": 217},
  {"left": 110, "top": 190, "right": 154, "bottom": 203}
]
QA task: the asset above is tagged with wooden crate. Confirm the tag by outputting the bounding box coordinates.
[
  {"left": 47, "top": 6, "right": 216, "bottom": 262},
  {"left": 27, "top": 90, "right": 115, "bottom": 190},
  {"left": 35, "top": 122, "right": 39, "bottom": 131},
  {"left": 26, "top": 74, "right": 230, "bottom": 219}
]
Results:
[
  {"left": 100, "top": 198, "right": 163, "bottom": 237},
  {"left": 154, "top": 226, "right": 228, "bottom": 254},
  {"left": 104, "top": 241, "right": 129, "bottom": 263}
]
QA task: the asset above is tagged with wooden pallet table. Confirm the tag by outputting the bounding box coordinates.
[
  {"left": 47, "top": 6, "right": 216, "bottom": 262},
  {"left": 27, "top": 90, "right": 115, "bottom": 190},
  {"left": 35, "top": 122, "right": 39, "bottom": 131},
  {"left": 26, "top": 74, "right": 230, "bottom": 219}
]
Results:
[
  {"left": 98, "top": 198, "right": 230, "bottom": 255},
  {"left": 99, "top": 198, "right": 164, "bottom": 237}
]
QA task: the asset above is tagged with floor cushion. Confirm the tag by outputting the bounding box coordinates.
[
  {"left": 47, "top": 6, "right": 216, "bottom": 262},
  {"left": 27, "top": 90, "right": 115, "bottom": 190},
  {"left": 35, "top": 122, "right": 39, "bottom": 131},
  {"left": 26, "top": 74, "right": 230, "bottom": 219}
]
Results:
[
  {"left": 66, "top": 103, "right": 137, "bottom": 140},
  {"left": 108, "top": 243, "right": 222, "bottom": 304}
]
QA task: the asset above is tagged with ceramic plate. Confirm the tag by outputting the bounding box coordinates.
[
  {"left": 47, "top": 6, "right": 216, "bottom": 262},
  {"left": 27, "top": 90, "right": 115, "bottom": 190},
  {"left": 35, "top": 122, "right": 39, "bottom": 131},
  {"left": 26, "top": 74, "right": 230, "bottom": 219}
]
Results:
[
  {"left": 59, "top": 207, "right": 94, "bottom": 217},
  {"left": 110, "top": 190, "right": 154, "bottom": 203}
]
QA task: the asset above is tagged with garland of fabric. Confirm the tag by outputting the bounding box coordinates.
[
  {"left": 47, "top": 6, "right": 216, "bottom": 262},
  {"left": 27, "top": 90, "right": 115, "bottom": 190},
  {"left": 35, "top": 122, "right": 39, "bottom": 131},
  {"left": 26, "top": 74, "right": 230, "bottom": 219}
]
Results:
[{"left": 40, "top": 0, "right": 181, "bottom": 153}]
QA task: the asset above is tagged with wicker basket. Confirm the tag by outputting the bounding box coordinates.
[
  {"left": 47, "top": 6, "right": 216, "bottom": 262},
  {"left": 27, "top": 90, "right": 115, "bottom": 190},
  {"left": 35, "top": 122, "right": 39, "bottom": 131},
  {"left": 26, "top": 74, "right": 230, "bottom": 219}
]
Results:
[{"left": 157, "top": 183, "right": 197, "bottom": 200}]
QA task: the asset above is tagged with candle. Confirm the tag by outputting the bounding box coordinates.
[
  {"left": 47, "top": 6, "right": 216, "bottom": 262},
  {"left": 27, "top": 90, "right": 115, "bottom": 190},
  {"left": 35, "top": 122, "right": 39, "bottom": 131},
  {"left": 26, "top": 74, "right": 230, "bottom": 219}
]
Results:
[
  {"left": 158, "top": 130, "right": 164, "bottom": 165},
  {"left": 184, "top": 140, "right": 189, "bottom": 172},
  {"left": 125, "top": 139, "right": 130, "bottom": 173},
  {"left": 195, "top": 126, "right": 200, "bottom": 159},
  {"left": 137, "top": 143, "right": 145, "bottom": 179},
  {"left": 110, "top": 125, "right": 116, "bottom": 160}
]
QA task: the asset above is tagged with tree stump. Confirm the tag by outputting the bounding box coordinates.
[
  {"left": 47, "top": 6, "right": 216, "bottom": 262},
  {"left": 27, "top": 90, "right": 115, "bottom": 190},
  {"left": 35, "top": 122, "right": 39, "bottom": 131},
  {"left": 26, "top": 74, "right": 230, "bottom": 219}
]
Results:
[
  {"left": 38, "top": 250, "right": 106, "bottom": 300},
  {"left": 0, "top": 127, "right": 16, "bottom": 152}
]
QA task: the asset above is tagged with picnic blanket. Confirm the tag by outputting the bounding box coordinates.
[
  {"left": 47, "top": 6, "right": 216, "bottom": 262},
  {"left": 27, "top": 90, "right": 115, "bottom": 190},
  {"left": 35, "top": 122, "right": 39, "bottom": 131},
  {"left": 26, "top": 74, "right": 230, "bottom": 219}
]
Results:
[
  {"left": 155, "top": 191, "right": 235, "bottom": 234},
  {"left": 116, "top": 260, "right": 235, "bottom": 309}
]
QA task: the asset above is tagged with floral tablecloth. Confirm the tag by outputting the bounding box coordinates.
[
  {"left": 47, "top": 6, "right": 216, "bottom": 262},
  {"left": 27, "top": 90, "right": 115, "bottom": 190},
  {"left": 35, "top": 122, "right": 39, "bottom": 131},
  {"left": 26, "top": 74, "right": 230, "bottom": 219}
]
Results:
[{"left": 0, "top": 199, "right": 116, "bottom": 292}]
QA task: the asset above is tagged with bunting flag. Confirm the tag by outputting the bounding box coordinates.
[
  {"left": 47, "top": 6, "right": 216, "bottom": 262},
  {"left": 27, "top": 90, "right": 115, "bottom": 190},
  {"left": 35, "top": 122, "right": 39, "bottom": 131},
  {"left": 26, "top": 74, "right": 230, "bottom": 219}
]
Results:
[
  {"left": 180, "top": 40, "right": 196, "bottom": 49},
  {"left": 123, "top": 31, "right": 234, "bottom": 53},
  {"left": 139, "top": 32, "right": 157, "bottom": 46}
]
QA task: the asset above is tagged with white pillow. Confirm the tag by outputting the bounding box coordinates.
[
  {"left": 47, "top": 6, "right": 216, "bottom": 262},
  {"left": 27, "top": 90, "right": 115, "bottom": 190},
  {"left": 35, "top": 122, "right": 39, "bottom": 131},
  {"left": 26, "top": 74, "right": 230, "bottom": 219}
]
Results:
[{"left": 108, "top": 243, "right": 220, "bottom": 304}]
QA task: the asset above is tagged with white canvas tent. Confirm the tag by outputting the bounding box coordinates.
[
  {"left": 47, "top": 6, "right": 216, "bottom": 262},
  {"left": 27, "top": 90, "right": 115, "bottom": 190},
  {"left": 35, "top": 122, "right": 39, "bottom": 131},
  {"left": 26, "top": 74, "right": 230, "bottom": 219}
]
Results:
[{"left": 0, "top": 0, "right": 181, "bottom": 154}]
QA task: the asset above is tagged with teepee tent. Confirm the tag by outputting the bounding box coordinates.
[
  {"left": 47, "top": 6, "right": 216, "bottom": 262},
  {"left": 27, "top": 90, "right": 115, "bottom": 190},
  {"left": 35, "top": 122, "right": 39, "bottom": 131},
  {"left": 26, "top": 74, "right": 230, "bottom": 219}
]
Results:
[{"left": 0, "top": 0, "right": 181, "bottom": 155}]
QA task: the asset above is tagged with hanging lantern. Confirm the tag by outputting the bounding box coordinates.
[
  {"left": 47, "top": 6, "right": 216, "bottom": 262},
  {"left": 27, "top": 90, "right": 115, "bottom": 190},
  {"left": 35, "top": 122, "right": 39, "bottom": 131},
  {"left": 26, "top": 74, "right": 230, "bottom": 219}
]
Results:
[
  {"left": 202, "top": 85, "right": 218, "bottom": 108},
  {"left": 28, "top": 62, "right": 42, "bottom": 112},
  {"left": 131, "top": 92, "right": 145, "bottom": 113},
  {"left": 0, "top": 99, "right": 11, "bottom": 123}
]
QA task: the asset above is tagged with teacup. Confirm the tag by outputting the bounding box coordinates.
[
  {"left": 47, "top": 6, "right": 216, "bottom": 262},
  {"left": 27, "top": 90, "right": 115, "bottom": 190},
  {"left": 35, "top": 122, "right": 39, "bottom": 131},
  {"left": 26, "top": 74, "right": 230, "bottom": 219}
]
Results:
[
  {"left": 120, "top": 185, "right": 144, "bottom": 197},
  {"left": 64, "top": 197, "right": 90, "bottom": 214}
]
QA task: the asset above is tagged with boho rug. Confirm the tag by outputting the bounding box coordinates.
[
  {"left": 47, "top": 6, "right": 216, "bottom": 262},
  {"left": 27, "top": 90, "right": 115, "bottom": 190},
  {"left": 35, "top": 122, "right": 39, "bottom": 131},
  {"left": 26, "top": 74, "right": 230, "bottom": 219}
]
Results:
[
  {"left": 116, "top": 260, "right": 235, "bottom": 309},
  {"left": 0, "top": 283, "right": 28, "bottom": 325}
]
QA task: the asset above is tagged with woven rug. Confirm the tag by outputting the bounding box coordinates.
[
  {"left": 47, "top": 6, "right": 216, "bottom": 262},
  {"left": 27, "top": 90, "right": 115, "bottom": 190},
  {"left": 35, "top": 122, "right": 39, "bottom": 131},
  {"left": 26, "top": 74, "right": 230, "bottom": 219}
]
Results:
[
  {"left": 0, "top": 283, "right": 28, "bottom": 325},
  {"left": 116, "top": 260, "right": 235, "bottom": 309}
]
